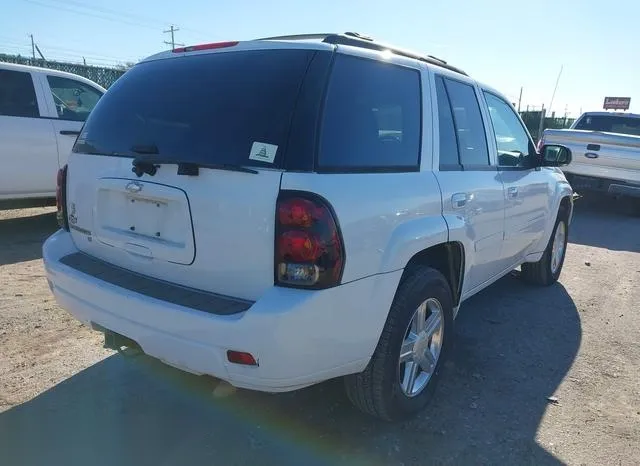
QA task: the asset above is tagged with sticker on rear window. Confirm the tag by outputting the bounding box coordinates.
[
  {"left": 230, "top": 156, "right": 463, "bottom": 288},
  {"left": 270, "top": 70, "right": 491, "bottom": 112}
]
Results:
[{"left": 249, "top": 142, "right": 277, "bottom": 164}]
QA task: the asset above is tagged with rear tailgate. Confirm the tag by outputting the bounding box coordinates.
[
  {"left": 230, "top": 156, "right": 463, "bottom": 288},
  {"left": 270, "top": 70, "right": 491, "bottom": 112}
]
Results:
[
  {"left": 543, "top": 128, "right": 640, "bottom": 184},
  {"left": 65, "top": 46, "right": 324, "bottom": 301}
]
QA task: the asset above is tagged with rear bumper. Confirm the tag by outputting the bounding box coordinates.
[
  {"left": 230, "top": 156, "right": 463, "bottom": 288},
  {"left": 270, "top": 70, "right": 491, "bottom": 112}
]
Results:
[
  {"left": 43, "top": 231, "right": 402, "bottom": 392},
  {"left": 564, "top": 173, "right": 640, "bottom": 199}
]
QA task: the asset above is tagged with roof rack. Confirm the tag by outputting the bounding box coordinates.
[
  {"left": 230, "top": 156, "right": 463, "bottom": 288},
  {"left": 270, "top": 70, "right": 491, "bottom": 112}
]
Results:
[{"left": 256, "top": 32, "right": 467, "bottom": 76}]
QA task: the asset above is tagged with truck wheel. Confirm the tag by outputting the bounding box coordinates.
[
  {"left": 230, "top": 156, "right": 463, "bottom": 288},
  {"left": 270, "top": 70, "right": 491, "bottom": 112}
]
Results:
[
  {"left": 521, "top": 213, "right": 568, "bottom": 286},
  {"left": 344, "top": 267, "right": 453, "bottom": 421}
]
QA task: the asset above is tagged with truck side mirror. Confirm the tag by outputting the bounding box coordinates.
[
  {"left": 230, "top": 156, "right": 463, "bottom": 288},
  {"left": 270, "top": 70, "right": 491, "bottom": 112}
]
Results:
[{"left": 540, "top": 144, "right": 572, "bottom": 167}]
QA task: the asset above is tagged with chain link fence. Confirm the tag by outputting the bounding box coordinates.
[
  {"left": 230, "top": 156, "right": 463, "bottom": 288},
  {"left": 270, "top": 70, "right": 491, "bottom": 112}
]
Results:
[
  {"left": 0, "top": 54, "right": 126, "bottom": 88},
  {"left": 520, "top": 110, "right": 575, "bottom": 141}
]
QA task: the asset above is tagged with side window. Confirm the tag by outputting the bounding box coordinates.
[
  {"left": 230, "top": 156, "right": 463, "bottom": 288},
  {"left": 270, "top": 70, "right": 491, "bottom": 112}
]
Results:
[
  {"left": 0, "top": 70, "right": 39, "bottom": 118},
  {"left": 443, "top": 78, "right": 489, "bottom": 167},
  {"left": 435, "top": 76, "right": 461, "bottom": 169},
  {"left": 483, "top": 92, "right": 535, "bottom": 168},
  {"left": 46, "top": 76, "right": 103, "bottom": 122},
  {"left": 318, "top": 55, "right": 421, "bottom": 171}
]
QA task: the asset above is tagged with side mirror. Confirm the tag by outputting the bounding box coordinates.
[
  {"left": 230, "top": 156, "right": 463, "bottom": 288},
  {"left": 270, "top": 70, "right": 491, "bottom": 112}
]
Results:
[{"left": 540, "top": 144, "right": 572, "bottom": 167}]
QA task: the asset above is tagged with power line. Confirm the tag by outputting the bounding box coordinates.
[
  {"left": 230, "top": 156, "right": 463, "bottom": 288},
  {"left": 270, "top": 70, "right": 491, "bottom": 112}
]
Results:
[
  {"left": 32, "top": 0, "right": 210, "bottom": 37},
  {"left": 11, "top": 0, "right": 216, "bottom": 62},
  {"left": 18, "top": 0, "right": 212, "bottom": 39},
  {"left": 0, "top": 34, "right": 140, "bottom": 64},
  {"left": 40, "top": 0, "right": 170, "bottom": 27},
  {"left": 19, "top": 0, "right": 162, "bottom": 30}
]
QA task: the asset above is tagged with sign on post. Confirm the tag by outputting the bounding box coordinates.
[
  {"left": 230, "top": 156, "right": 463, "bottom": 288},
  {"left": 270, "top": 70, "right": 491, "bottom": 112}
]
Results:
[{"left": 603, "top": 97, "right": 631, "bottom": 111}]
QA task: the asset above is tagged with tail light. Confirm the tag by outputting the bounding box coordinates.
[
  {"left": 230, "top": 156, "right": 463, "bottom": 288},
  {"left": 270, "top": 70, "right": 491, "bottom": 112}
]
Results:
[
  {"left": 536, "top": 134, "right": 545, "bottom": 152},
  {"left": 56, "top": 165, "right": 69, "bottom": 231},
  {"left": 227, "top": 350, "right": 258, "bottom": 366},
  {"left": 275, "top": 192, "right": 345, "bottom": 289}
]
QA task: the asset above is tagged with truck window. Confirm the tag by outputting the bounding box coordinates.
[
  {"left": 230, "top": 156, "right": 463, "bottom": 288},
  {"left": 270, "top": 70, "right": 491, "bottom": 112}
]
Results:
[
  {"left": 0, "top": 69, "right": 39, "bottom": 118},
  {"left": 46, "top": 76, "right": 103, "bottom": 122},
  {"left": 574, "top": 114, "right": 640, "bottom": 136},
  {"left": 318, "top": 54, "right": 421, "bottom": 171},
  {"left": 441, "top": 78, "right": 489, "bottom": 167},
  {"left": 483, "top": 92, "right": 535, "bottom": 168}
]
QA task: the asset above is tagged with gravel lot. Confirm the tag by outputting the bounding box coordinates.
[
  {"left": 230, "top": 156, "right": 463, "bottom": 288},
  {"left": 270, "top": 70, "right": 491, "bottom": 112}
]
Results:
[{"left": 0, "top": 198, "right": 638, "bottom": 466}]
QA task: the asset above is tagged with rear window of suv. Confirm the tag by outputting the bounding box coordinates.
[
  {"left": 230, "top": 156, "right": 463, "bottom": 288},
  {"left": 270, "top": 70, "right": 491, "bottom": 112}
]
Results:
[
  {"left": 73, "top": 49, "right": 315, "bottom": 168},
  {"left": 318, "top": 54, "right": 422, "bottom": 172}
]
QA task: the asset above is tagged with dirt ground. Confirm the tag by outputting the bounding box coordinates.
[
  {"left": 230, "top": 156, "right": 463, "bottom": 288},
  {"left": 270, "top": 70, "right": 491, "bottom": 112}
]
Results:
[{"left": 0, "top": 198, "right": 638, "bottom": 466}]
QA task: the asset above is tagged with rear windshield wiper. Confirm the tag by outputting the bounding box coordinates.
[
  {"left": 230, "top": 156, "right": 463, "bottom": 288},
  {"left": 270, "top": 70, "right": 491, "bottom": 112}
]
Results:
[{"left": 131, "top": 155, "right": 259, "bottom": 177}]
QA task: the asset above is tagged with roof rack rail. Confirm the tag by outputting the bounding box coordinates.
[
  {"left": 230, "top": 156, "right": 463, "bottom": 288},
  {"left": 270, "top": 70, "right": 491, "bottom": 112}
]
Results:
[
  {"left": 257, "top": 33, "right": 337, "bottom": 41},
  {"left": 256, "top": 32, "right": 467, "bottom": 76}
]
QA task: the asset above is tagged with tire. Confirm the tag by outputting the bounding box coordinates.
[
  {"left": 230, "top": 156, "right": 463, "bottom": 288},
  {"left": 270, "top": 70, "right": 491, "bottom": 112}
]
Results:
[
  {"left": 631, "top": 199, "right": 640, "bottom": 217},
  {"left": 344, "top": 267, "right": 454, "bottom": 421},
  {"left": 521, "top": 211, "right": 569, "bottom": 286}
]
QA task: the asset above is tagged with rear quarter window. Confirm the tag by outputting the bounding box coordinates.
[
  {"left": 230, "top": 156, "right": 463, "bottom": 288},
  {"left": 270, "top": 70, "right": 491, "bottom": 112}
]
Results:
[
  {"left": 74, "top": 49, "right": 315, "bottom": 168},
  {"left": 0, "top": 69, "right": 39, "bottom": 118},
  {"left": 435, "top": 76, "right": 461, "bottom": 169},
  {"left": 317, "top": 54, "right": 422, "bottom": 172}
]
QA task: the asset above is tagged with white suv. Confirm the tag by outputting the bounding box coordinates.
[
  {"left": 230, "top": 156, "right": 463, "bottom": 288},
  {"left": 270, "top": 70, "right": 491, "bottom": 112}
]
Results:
[{"left": 43, "top": 33, "right": 574, "bottom": 420}]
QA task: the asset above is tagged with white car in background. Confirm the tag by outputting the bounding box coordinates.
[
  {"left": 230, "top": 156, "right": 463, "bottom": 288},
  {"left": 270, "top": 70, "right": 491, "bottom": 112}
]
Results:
[{"left": 0, "top": 62, "right": 105, "bottom": 208}]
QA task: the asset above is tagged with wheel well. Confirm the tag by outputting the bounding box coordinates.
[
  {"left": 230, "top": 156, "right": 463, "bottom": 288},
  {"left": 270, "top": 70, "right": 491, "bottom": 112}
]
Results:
[
  {"left": 401, "top": 242, "right": 464, "bottom": 306},
  {"left": 559, "top": 196, "right": 571, "bottom": 219}
]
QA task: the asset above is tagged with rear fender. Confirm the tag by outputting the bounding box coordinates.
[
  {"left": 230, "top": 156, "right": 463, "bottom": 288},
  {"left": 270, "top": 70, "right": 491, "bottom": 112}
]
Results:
[
  {"left": 379, "top": 215, "right": 449, "bottom": 272},
  {"left": 440, "top": 214, "right": 476, "bottom": 294}
]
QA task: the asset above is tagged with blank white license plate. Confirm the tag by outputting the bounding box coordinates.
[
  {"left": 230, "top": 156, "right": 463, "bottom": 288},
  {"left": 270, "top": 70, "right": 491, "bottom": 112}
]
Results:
[{"left": 125, "top": 196, "right": 168, "bottom": 238}]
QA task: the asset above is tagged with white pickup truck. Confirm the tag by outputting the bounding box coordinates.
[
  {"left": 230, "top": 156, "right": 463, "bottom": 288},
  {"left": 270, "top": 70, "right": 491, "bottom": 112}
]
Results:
[
  {"left": 541, "top": 112, "right": 640, "bottom": 206},
  {"left": 0, "top": 62, "right": 105, "bottom": 208}
]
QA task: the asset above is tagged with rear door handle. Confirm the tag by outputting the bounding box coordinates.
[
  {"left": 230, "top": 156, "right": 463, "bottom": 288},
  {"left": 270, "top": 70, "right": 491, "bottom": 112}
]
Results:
[
  {"left": 586, "top": 144, "right": 600, "bottom": 151},
  {"left": 452, "top": 193, "right": 470, "bottom": 209},
  {"left": 60, "top": 130, "right": 81, "bottom": 136},
  {"left": 507, "top": 187, "right": 518, "bottom": 199}
]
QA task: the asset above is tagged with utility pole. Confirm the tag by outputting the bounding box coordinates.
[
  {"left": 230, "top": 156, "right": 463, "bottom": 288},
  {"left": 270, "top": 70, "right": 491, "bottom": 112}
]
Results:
[
  {"left": 517, "top": 87, "right": 523, "bottom": 113},
  {"left": 163, "top": 25, "right": 184, "bottom": 50},
  {"left": 29, "top": 34, "right": 35, "bottom": 60}
]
